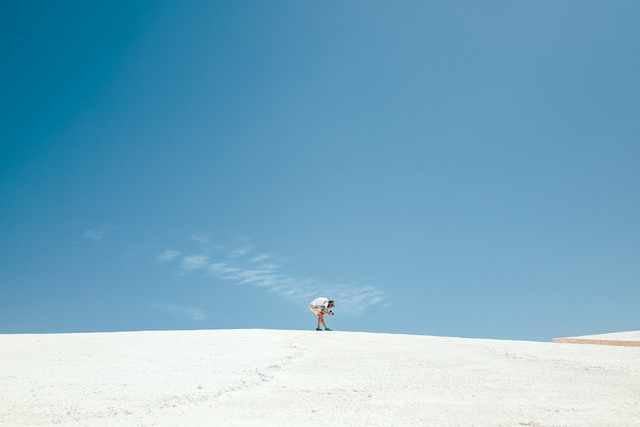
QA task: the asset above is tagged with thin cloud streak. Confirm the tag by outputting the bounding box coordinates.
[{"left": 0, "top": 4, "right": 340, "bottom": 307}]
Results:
[
  {"left": 83, "top": 230, "right": 104, "bottom": 241},
  {"left": 182, "top": 255, "right": 209, "bottom": 271},
  {"left": 159, "top": 239, "right": 387, "bottom": 315},
  {"left": 158, "top": 249, "right": 181, "bottom": 262},
  {"left": 154, "top": 303, "right": 208, "bottom": 322}
]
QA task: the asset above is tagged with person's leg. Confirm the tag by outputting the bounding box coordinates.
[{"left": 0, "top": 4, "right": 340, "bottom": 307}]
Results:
[
  {"left": 311, "top": 305, "right": 322, "bottom": 329},
  {"left": 310, "top": 305, "right": 320, "bottom": 316},
  {"left": 319, "top": 313, "right": 328, "bottom": 329}
]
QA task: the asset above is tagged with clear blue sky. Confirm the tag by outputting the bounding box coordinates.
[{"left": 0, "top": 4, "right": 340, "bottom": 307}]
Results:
[{"left": 1, "top": 1, "right": 638, "bottom": 341}]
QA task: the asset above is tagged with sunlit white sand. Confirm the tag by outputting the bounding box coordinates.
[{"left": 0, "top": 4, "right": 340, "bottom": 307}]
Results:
[{"left": 1, "top": 329, "right": 639, "bottom": 426}]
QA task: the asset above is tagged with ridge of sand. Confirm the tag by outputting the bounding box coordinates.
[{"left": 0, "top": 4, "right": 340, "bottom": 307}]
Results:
[{"left": 1, "top": 329, "right": 639, "bottom": 426}]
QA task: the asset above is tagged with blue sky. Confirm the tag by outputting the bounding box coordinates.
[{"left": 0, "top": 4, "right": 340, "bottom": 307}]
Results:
[{"left": 1, "top": 1, "right": 638, "bottom": 341}]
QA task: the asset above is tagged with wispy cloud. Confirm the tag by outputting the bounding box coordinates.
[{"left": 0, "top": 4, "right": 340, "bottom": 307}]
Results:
[
  {"left": 158, "top": 237, "right": 388, "bottom": 315},
  {"left": 250, "top": 254, "right": 271, "bottom": 263},
  {"left": 189, "top": 233, "right": 211, "bottom": 245},
  {"left": 158, "top": 249, "right": 181, "bottom": 262},
  {"left": 154, "top": 303, "right": 208, "bottom": 322},
  {"left": 181, "top": 254, "right": 209, "bottom": 271},
  {"left": 229, "top": 248, "right": 251, "bottom": 258},
  {"left": 83, "top": 230, "right": 104, "bottom": 241}
]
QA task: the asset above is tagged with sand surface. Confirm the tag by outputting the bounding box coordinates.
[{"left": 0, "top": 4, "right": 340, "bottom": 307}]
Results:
[{"left": 1, "top": 329, "right": 639, "bottom": 426}]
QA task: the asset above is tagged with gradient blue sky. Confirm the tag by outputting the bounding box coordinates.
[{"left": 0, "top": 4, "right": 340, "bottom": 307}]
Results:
[{"left": 1, "top": 1, "right": 639, "bottom": 341}]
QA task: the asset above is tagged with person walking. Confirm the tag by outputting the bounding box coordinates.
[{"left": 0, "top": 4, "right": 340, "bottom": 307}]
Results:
[{"left": 309, "top": 297, "right": 335, "bottom": 331}]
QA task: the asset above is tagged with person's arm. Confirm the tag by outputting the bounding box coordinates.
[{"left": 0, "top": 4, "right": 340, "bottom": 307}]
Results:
[{"left": 320, "top": 306, "right": 334, "bottom": 316}]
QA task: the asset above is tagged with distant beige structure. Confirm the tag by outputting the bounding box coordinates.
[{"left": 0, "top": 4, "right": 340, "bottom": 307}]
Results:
[{"left": 553, "top": 331, "right": 640, "bottom": 347}]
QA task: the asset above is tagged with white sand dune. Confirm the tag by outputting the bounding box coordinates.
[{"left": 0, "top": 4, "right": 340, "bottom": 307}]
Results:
[{"left": 1, "top": 329, "right": 639, "bottom": 426}]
